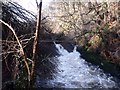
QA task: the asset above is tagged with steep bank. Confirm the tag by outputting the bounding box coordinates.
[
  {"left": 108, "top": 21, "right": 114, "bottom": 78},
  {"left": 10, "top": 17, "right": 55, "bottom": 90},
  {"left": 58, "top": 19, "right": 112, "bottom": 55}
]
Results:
[{"left": 77, "top": 47, "right": 120, "bottom": 80}]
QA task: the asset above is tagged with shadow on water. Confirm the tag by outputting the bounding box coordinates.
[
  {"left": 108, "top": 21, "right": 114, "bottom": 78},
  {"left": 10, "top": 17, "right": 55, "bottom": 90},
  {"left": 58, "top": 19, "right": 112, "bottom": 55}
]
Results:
[{"left": 35, "top": 41, "right": 74, "bottom": 88}]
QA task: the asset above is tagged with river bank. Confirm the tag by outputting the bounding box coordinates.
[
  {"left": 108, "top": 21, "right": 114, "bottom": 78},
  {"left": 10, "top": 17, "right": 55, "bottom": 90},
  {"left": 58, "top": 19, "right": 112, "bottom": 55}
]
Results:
[{"left": 35, "top": 42, "right": 120, "bottom": 88}]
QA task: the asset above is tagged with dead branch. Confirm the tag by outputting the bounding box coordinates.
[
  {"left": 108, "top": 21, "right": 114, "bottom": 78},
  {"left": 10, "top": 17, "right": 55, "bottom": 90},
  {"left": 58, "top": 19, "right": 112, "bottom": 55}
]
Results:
[
  {"left": 31, "top": 0, "right": 42, "bottom": 82},
  {"left": 0, "top": 19, "right": 31, "bottom": 82},
  {"left": 36, "top": 0, "right": 39, "bottom": 7},
  {"left": 0, "top": 51, "right": 20, "bottom": 56}
]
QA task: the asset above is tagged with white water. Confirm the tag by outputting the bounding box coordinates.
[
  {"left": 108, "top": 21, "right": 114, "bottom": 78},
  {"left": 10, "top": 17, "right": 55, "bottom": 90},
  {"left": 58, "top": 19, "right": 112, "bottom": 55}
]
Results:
[{"left": 47, "top": 44, "right": 118, "bottom": 88}]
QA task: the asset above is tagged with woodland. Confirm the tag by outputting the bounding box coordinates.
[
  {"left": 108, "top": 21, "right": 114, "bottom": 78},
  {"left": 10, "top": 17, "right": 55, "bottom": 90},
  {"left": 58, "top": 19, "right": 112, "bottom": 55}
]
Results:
[{"left": 1, "top": 0, "right": 120, "bottom": 89}]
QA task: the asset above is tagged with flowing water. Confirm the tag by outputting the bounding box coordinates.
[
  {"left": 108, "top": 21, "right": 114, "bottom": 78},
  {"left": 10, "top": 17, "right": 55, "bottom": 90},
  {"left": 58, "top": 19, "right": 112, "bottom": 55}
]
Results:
[{"left": 36, "top": 44, "right": 120, "bottom": 88}]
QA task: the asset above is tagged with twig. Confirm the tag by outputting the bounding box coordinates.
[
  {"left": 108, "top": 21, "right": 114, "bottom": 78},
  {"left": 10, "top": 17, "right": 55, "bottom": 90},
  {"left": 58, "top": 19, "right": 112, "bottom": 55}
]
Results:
[
  {"left": 3, "top": 54, "right": 11, "bottom": 72},
  {"left": 36, "top": 0, "right": 39, "bottom": 7},
  {"left": 27, "top": 58, "right": 33, "bottom": 63},
  {"left": 0, "top": 19, "right": 31, "bottom": 82},
  {"left": 0, "top": 51, "right": 20, "bottom": 56}
]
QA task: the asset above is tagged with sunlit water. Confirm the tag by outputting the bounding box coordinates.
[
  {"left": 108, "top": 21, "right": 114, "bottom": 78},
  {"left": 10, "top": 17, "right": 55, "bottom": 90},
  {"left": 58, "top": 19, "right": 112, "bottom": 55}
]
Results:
[{"left": 36, "top": 44, "right": 119, "bottom": 88}]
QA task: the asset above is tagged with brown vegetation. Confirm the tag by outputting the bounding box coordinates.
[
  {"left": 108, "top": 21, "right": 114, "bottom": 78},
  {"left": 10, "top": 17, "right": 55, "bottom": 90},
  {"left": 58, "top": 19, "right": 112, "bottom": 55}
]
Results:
[
  {"left": 1, "top": 0, "right": 120, "bottom": 88},
  {"left": 1, "top": 1, "right": 40, "bottom": 88},
  {"left": 46, "top": 1, "right": 120, "bottom": 64}
]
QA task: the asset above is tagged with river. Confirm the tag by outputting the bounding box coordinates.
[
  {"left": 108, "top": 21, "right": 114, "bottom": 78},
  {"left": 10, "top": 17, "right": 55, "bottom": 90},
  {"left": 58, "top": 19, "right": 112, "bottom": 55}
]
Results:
[{"left": 35, "top": 43, "right": 120, "bottom": 88}]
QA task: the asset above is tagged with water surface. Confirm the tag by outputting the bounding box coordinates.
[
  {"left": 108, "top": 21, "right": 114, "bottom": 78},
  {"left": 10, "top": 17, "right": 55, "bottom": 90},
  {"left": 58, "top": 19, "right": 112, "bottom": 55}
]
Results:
[{"left": 36, "top": 44, "right": 120, "bottom": 88}]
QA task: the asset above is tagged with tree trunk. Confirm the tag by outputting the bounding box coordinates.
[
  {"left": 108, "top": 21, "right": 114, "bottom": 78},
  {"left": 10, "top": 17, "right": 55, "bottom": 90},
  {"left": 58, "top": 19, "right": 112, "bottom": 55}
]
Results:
[{"left": 30, "top": 0, "right": 42, "bottom": 87}]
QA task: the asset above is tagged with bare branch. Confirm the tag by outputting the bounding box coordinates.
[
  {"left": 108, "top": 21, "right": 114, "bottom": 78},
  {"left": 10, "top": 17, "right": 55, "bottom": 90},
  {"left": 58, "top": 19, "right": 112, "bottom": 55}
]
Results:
[
  {"left": 31, "top": 0, "right": 42, "bottom": 81},
  {"left": 36, "top": 0, "right": 39, "bottom": 7},
  {"left": 0, "top": 19, "right": 31, "bottom": 82}
]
